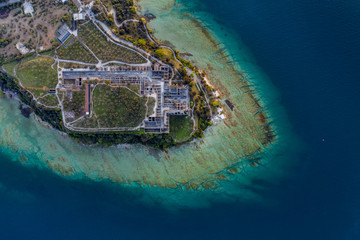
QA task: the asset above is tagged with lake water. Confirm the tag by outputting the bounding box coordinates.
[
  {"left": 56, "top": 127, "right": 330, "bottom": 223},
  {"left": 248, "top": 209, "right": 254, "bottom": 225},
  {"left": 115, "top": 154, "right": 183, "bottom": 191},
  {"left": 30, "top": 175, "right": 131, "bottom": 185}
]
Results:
[{"left": 0, "top": 0, "right": 359, "bottom": 239}]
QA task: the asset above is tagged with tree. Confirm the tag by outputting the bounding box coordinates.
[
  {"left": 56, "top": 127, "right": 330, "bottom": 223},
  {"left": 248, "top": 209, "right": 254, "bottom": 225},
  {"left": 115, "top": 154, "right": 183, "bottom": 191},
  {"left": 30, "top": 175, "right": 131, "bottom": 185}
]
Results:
[
  {"left": 212, "top": 100, "right": 220, "bottom": 108},
  {"left": 155, "top": 49, "right": 165, "bottom": 58},
  {"left": 137, "top": 39, "right": 146, "bottom": 46}
]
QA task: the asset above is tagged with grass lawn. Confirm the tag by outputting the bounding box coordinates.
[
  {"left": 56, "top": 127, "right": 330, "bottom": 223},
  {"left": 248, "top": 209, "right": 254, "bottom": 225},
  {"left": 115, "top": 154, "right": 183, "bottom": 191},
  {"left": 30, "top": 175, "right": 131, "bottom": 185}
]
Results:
[
  {"left": 78, "top": 23, "right": 146, "bottom": 64},
  {"left": 16, "top": 56, "right": 58, "bottom": 90},
  {"left": 169, "top": 115, "right": 194, "bottom": 142},
  {"left": 59, "top": 62, "right": 95, "bottom": 69},
  {"left": 73, "top": 117, "right": 99, "bottom": 129},
  {"left": 38, "top": 94, "right": 59, "bottom": 107},
  {"left": 147, "top": 97, "right": 156, "bottom": 117},
  {"left": 39, "top": 49, "right": 56, "bottom": 58},
  {"left": 57, "top": 38, "right": 98, "bottom": 64},
  {"left": 3, "top": 56, "right": 58, "bottom": 99},
  {"left": 2, "top": 61, "right": 18, "bottom": 77},
  {"left": 29, "top": 89, "right": 49, "bottom": 98},
  {"left": 93, "top": 84, "right": 147, "bottom": 128},
  {"left": 155, "top": 48, "right": 181, "bottom": 69},
  {"left": 62, "top": 35, "right": 75, "bottom": 46}
]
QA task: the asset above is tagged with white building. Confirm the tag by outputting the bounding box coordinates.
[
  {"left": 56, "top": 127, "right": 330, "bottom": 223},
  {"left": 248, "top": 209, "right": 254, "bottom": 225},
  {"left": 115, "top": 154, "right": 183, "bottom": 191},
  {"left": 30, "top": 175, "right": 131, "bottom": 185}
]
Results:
[
  {"left": 16, "top": 42, "right": 30, "bottom": 55},
  {"left": 23, "top": 1, "right": 34, "bottom": 16},
  {"left": 73, "top": 12, "right": 85, "bottom": 21}
]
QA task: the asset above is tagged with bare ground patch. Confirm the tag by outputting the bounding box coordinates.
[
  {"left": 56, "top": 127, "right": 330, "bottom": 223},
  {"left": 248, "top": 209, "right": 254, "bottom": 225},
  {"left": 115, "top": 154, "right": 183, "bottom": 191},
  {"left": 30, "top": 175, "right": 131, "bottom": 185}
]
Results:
[{"left": 0, "top": 0, "right": 76, "bottom": 61}]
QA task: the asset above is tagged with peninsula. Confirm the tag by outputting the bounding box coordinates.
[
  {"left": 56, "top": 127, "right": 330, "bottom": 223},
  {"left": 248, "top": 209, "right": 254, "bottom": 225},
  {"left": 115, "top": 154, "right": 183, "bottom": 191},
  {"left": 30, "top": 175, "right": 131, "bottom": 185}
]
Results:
[
  {"left": 0, "top": 0, "right": 277, "bottom": 192},
  {"left": 0, "top": 0, "right": 219, "bottom": 149}
]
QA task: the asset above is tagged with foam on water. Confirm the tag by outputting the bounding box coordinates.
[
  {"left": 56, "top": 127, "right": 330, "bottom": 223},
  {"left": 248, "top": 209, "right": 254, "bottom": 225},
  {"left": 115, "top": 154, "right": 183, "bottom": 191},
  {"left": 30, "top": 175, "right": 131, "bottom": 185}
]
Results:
[{"left": 0, "top": 0, "right": 299, "bottom": 208}]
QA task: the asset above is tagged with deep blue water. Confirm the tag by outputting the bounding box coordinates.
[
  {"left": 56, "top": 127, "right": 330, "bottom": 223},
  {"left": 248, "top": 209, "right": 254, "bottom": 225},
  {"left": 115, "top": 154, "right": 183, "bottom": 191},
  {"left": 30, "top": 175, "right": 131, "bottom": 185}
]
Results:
[{"left": 1, "top": 0, "right": 360, "bottom": 239}]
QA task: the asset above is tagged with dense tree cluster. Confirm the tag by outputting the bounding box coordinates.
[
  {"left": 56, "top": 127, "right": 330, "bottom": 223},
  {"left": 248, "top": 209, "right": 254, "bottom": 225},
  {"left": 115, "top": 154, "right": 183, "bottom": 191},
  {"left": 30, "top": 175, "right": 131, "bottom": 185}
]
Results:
[
  {"left": 111, "top": 0, "right": 137, "bottom": 22},
  {"left": 69, "top": 131, "right": 176, "bottom": 149}
]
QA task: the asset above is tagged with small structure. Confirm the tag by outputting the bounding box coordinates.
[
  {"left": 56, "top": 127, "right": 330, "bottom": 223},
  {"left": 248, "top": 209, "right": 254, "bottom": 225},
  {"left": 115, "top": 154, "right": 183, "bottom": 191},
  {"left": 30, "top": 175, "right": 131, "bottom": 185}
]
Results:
[
  {"left": 73, "top": 12, "right": 85, "bottom": 21},
  {"left": 16, "top": 42, "right": 30, "bottom": 55},
  {"left": 23, "top": 1, "right": 34, "bottom": 16}
]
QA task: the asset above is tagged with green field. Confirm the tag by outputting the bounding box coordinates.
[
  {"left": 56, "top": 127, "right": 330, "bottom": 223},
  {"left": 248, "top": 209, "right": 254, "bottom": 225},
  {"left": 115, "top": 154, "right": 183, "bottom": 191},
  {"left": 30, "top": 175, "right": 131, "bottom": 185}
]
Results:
[
  {"left": 59, "top": 62, "right": 96, "bottom": 69},
  {"left": 38, "top": 94, "right": 59, "bottom": 107},
  {"left": 10, "top": 56, "right": 58, "bottom": 99},
  {"left": 57, "top": 38, "right": 98, "bottom": 64},
  {"left": 169, "top": 115, "right": 194, "bottom": 142},
  {"left": 16, "top": 56, "right": 57, "bottom": 89},
  {"left": 93, "top": 84, "right": 147, "bottom": 128},
  {"left": 78, "top": 23, "right": 146, "bottom": 64},
  {"left": 3, "top": 56, "right": 60, "bottom": 105},
  {"left": 2, "top": 61, "right": 18, "bottom": 77},
  {"left": 62, "top": 35, "right": 75, "bottom": 46},
  {"left": 73, "top": 117, "right": 99, "bottom": 129},
  {"left": 147, "top": 97, "right": 156, "bottom": 117}
]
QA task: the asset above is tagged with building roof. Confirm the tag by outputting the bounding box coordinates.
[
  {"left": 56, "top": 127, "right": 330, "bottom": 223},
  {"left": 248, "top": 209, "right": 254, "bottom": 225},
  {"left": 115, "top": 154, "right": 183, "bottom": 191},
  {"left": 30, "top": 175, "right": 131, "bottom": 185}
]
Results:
[
  {"left": 73, "top": 12, "right": 85, "bottom": 21},
  {"left": 23, "top": 1, "right": 34, "bottom": 15},
  {"left": 16, "top": 41, "right": 30, "bottom": 55},
  {"left": 57, "top": 24, "right": 71, "bottom": 42},
  {"left": 85, "top": 84, "right": 91, "bottom": 115}
]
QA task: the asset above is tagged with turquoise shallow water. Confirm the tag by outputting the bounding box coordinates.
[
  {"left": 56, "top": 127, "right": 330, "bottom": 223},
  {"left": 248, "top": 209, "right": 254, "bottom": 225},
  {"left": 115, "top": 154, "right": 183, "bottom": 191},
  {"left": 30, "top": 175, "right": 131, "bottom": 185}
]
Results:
[
  {"left": 1, "top": 0, "right": 339, "bottom": 238},
  {"left": 1, "top": 0, "right": 359, "bottom": 239},
  {"left": 0, "top": 0, "right": 298, "bottom": 209}
]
